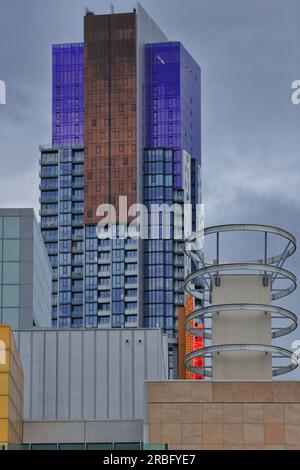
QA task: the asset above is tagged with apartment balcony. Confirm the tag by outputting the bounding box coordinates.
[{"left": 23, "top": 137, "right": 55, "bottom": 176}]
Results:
[
  {"left": 45, "top": 246, "right": 58, "bottom": 255},
  {"left": 71, "top": 272, "right": 84, "bottom": 279},
  {"left": 98, "top": 284, "right": 111, "bottom": 291},
  {"left": 39, "top": 170, "right": 59, "bottom": 178},
  {"left": 174, "top": 242, "right": 184, "bottom": 254},
  {"left": 86, "top": 294, "right": 98, "bottom": 303},
  {"left": 98, "top": 244, "right": 111, "bottom": 252},
  {"left": 125, "top": 268, "right": 138, "bottom": 276},
  {"left": 71, "top": 296, "right": 83, "bottom": 305},
  {"left": 72, "top": 194, "right": 84, "bottom": 202},
  {"left": 42, "top": 235, "right": 58, "bottom": 243},
  {"left": 39, "top": 195, "right": 58, "bottom": 204},
  {"left": 174, "top": 268, "right": 184, "bottom": 280},
  {"left": 98, "top": 269, "right": 111, "bottom": 277},
  {"left": 125, "top": 295, "right": 138, "bottom": 302},
  {"left": 40, "top": 182, "right": 58, "bottom": 191},
  {"left": 72, "top": 180, "right": 84, "bottom": 189},
  {"left": 125, "top": 240, "right": 138, "bottom": 249},
  {"left": 72, "top": 154, "right": 84, "bottom": 163},
  {"left": 40, "top": 220, "right": 58, "bottom": 229},
  {"left": 125, "top": 282, "right": 138, "bottom": 289},
  {"left": 124, "top": 322, "right": 138, "bottom": 328},
  {"left": 97, "top": 310, "right": 111, "bottom": 318},
  {"left": 98, "top": 296, "right": 111, "bottom": 303},
  {"left": 40, "top": 207, "right": 58, "bottom": 216},
  {"left": 72, "top": 205, "right": 84, "bottom": 214},
  {"left": 98, "top": 256, "right": 111, "bottom": 264},
  {"left": 71, "top": 285, "right": 83, "bottom": 293},
  {"left": 174, "top": 293, "right": 184, "bottom": 305},
  {"left": 173, "top": 190, "right": 184, "bottom": 203},
  {"left": 125, "top": 255, "right": 138, "bottom": 263},
  {"left": 72, "top": 217, "right": 84, "bottom": 227},
  {"left": 174, "top": 281, "right": 184, "bottom": 292},
  {"left": 125, "top": 308, "right": 138, "bottom": 315},
  {"left": 72, "top": 233, "right": 84, "bottom": 241},
  {"left": 39, "top": 155, "right": 58, "bottom": 165},
  {"left": 174, "top": 256, "right": 184, "bottom": 267},
  {"left": 71, "top": 245, "right": 84, "bottom": 254},
  {"left": 72, "top": 258, "right": 83, "bottom": 267},
  {"left": 72, "top": 169, "right": 84, "bottom": 177}
]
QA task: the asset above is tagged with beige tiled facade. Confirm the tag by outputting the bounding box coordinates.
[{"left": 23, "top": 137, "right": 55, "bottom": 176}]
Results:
[{"left": 146, "top": 381, "right": 300, "bottom": 450}]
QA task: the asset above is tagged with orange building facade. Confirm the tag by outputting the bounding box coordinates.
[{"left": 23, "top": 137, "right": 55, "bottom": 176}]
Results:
[
  {"left": 178, "top": 295, "right": 204, "bottom": 380},
  {"left": 84, "top": 12, "right": 137, "bottom": 224}
]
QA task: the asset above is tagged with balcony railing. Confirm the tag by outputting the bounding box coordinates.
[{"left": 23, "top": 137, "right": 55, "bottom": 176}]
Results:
[
  {"left": 72, "top": 205, "right": 84, "bottom": 214},
  {"left": 40, "top": 182, "right": 58, "bottom": 190},
  {"left": 71, "top": 272, "right": 84, "bottom": 279},
  {"left": 41, "top": 220, "right": 58, "bottom": 229},
  {"left": 39, "top": 195, "right": 58, "bottom": 203},
  {"left": 72, "top": 233, "right": 84, "bottom": 241},
  {"left": 39, "top": 155, "right": 58, "bottom": 165},
  {"left": 40, "top": 207, "right": 58, "bottom": 216}
]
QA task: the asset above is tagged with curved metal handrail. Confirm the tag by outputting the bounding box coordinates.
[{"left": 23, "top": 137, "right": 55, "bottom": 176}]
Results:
[
  {"left": 185, "top": 344, "right": 299, "bottom": 378},
  {"left": 183, "top": 224, "right": 298, "bottom": 378},
  {"left": 185, "top": 262, "right": 297, "bottom": 301},
  {"left": 184, "top": 224, "right": 296, "bottom": 266},
  {"left": 185, "top": 303, "right": 298, "bottom": 340}
]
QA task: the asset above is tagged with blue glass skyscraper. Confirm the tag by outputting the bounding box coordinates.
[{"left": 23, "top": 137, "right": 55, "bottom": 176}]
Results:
[
  {"left": 40, "top": 146, "right": 84, "bottom": 327},
  {"left": 143, "top": 42, "right": 201, "bottom": 342},
  {"left": 52, "top": 44, "right": 84, "bottom": 147},
  {"left": 39, "top": 5, "right": 201, "bottom": 376},
  {"left": 145, "top": 42, "right": 201, "bottom": 188}
]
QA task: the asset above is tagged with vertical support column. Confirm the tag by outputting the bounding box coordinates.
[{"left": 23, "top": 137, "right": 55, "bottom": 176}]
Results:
[{"left": 212, "top": 275, "right": 272, "bottom": 380}]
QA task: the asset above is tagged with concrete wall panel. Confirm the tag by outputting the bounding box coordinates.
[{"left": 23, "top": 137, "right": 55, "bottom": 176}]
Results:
[{"left": 16, "top": 329, "right": 168, "bottom": 423}]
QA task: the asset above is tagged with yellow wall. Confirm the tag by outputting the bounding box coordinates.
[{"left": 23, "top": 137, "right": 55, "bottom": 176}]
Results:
[{"left": 0, "top": 326, "right": 24, "bottom": 446}]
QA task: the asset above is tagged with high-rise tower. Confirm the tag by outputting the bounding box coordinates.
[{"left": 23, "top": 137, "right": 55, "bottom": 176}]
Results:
[{"left": 39, "top": 3, "right": 201, "bottom": 375}]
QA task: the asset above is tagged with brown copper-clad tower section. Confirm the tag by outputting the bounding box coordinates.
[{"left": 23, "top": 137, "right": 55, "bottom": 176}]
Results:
[{"left": 84, "top": 12, "right": 137, "bottom": 224}]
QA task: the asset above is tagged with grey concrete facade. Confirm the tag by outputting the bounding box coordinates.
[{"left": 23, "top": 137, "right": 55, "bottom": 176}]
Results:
[
  {"left": 212, "top": 274, "right": 272, "bottom": 380},
  {"left": 14, "top": 328, "right": 168, "bottom": 443},
  {"left": 23, "top": 420, "right": 143, "bottom": 444},
  {"left": 0, "top": 208, "right": 52, "bottom": 329}
]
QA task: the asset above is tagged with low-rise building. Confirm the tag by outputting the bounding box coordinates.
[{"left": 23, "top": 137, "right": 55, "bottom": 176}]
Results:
[
  {"left": 0, "top": 209, "right": 52, "bottom": 329},
  {"left": 13, "top": 327, "right": 168, "bottom": 448}
]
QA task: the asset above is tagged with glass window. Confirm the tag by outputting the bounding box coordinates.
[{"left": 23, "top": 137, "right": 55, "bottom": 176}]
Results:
[
  {"left": 85, "top": 290, "right": 97, "bottom": 302},
  {"left": 85, "top": 303, "right": 97, "bottom": 315},
  {"left": 114, "top": 443, "right": 141, "bottom": 450},
  {"left": 143, "top": 444, "right": 167, "bottom": 450},
  {"left": 86, "top": 264, "right": 97, "bottom": 276},
  {"left": 3, "top": 286, "right": 19, "bottom": 307},
  {"left": 3, "top": 262, "right": 19, "bottom": 284},
  {"left": 125, "top": 315, "right": 137, "bottom": 324},
  {"left": 7, "top": 444, "right": 29, "bottom": 450},
  {"left": 59, "top": 265, "right": 71, "bottom": 277},
  {"left": 3, "top": 217, "right": 20, "bottom": 239},
  {"left": 31, "top": 444, "right": 57, "bottom": 450},
  {"left": 58, "top": 444, "right": 85, "bottom": 450},
  {"left": 87, "top": 443, "right": 113, "bottom": 450},
  {"left": 3, "top": 239, "right": 20, "bottom": 261},
  {"left": 2, "top": 308, "right": 19, "bottom": 329}
]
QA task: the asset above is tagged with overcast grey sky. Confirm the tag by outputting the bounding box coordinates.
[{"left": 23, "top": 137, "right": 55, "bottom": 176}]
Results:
[{"left": 0, "top": 0, "right": 299, "bottom": 376}]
